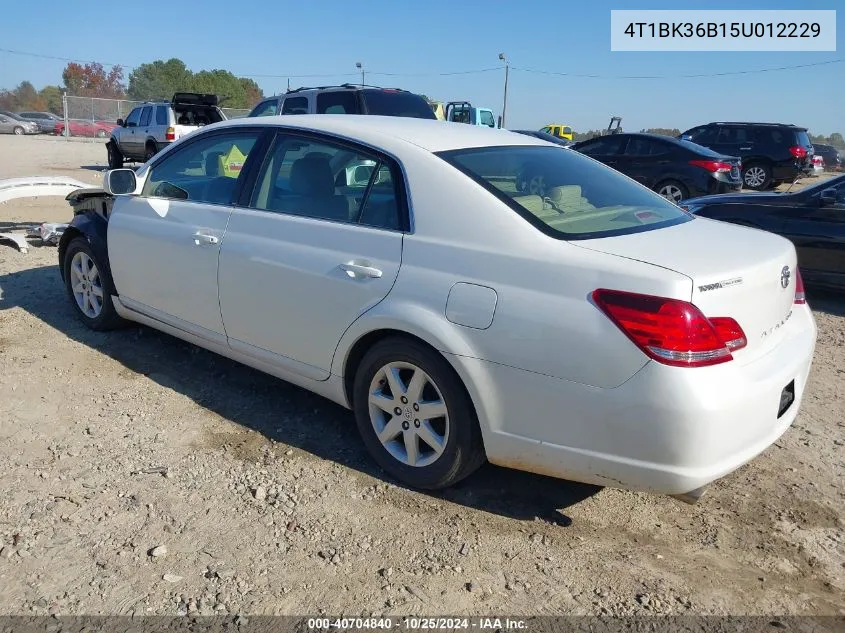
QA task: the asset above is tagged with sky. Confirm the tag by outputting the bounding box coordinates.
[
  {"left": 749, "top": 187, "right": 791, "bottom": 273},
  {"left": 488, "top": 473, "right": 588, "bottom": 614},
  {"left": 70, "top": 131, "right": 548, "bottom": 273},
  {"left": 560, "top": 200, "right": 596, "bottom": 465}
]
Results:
[{"left": 0, "top": 0, "right": 842, "bottom": 135}]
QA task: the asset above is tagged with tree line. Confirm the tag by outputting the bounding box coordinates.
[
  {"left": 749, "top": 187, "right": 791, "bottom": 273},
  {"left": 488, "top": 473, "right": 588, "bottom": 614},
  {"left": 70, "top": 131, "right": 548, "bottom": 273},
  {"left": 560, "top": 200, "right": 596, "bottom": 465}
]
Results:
[{"left": 0, "top": 58, "right": 264, "bottom": 113}]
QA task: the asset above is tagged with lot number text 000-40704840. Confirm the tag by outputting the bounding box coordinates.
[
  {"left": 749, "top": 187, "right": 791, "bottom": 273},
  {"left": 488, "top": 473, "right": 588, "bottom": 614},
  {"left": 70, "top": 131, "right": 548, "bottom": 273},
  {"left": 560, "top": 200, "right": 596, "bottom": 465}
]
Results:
[{"left": 610, "top": 10, "right": 836, "bottom": 51}]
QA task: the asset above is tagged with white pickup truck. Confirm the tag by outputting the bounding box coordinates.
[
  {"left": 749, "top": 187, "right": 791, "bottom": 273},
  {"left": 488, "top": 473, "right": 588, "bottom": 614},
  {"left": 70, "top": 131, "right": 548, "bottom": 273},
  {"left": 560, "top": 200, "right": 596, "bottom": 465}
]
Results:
[{"left": 107, "top": 93, "right": 226, "bottom": 168}]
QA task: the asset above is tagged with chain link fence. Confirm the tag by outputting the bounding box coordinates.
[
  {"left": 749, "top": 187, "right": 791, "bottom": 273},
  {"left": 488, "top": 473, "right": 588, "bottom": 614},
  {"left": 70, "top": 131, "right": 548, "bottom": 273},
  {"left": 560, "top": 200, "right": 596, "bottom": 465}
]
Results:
[{"left": 60, "top": 94, "right": 250, "bottom": 139}]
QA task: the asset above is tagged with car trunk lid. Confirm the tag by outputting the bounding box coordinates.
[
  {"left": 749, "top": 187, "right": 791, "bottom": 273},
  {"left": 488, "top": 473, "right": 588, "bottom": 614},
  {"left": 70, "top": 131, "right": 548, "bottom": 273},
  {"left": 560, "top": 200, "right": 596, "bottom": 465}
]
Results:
[{"left": 576, "top": 217, "right": 799, "bottom": 364}]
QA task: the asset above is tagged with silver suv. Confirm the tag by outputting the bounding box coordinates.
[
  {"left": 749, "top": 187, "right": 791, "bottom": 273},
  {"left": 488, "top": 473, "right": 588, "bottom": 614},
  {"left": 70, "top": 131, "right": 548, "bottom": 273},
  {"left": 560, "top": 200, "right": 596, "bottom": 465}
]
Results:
[
  {"left": 248, "top": 84, "right": 435, "bottom": 119},
  {"left": 107, "top": 93, "right": 226, "bottom": 168}
]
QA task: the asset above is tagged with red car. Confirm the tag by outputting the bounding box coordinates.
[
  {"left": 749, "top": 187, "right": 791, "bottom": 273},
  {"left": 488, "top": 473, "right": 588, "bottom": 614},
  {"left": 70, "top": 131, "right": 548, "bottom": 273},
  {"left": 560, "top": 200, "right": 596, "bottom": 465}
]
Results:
[{"left": 56, "top": 119, "right": 119, "bottom": 138}]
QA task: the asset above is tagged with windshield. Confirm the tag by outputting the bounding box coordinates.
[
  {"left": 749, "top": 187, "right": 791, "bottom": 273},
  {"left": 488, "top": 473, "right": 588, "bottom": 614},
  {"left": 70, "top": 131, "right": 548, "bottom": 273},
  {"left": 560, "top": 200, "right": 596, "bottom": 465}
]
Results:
[
  {"left": 437, "top": 145, "right": 692, "bottom": 240},
  {"left": 362, "top": 90, "right": 436, "bottom": 119}
]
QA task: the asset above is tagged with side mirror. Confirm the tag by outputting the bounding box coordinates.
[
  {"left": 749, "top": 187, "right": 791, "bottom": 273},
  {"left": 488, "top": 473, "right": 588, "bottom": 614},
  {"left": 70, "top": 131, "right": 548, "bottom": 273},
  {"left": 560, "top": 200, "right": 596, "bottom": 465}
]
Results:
[
  {"left": 680, "top": 134, "right": 692, "bottom": 142},
  {"left": 116, "top": 118, "right": 124, "bottom": 127},
  {"left": 819, "top": 188, "right": 837, "bottom": 207},
  {"left": 104, "top": 168, "right": 137, "bottom": 195}
]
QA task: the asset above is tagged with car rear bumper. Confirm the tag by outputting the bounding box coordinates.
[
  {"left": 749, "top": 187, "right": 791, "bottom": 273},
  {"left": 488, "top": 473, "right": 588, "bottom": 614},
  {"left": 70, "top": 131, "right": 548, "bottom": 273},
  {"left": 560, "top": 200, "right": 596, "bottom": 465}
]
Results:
[{"left": 475, "top": 304, "right": 817, "bottom": 495}]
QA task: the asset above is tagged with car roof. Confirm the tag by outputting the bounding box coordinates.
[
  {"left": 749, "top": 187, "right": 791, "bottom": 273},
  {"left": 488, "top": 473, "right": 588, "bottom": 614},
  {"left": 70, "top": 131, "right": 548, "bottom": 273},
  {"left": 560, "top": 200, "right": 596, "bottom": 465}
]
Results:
[
  {"left": 704, "top": 121, "right": 805, "bottom": 129},
  {"left": 212, "top": 115, "right": 549, "bottom": 152}
]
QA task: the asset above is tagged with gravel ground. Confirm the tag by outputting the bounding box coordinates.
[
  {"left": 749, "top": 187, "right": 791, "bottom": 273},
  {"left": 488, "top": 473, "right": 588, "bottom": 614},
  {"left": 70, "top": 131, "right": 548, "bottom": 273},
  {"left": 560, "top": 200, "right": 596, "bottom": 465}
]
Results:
[{"left": 0, "top": 135, "right": 843, "bottom": 617}]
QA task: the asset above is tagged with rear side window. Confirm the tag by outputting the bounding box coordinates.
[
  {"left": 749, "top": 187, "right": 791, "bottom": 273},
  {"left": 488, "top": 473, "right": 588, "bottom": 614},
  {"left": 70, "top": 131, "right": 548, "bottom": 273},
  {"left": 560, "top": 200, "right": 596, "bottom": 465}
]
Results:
[
  {"left": 623, "top": 138, "right": 666, "bottom": 156},
  {"left": 155, "top": 106, "right": 169, "bottom": 125},
  {"left": 361, "top": 90, "right": 436, "bottom": 119},
  {"left": 794, "top": 130, "right": 811, "bottom": 146},
  {"left": 437, "top": 145, "right": 691, "bottom": 240},
  {"left": 316, "top": 91, "right": 359, "bottom": 114},
  {"left": 139, "top": 106, "right": 152, "bottom": 127},
  {"left": 281, "top": 97, "right": 308, "bottom": 115}
]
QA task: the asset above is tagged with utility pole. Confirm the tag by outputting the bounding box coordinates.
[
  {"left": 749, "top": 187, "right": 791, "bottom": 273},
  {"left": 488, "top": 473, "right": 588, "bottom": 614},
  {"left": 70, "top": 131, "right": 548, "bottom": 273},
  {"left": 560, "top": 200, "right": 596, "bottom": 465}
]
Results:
[
  {"left": 498, "top": 53, "right": 509, "bottom": 129},
  {"left": 287, "top": 78, "right": 290, "bottom": 92},
  {"left": 356, "top": 62, "right": 364, "bottom": 85}
]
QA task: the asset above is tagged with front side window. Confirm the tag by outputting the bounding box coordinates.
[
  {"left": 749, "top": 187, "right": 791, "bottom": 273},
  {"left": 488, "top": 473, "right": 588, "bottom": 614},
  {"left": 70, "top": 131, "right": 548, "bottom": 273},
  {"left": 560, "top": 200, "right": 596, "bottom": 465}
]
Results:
[
  {"left": 139, "top": 106, "right": 152, "bottom": 127},
  {"left": 316, "top": 91, "right": 358, "bottom": 114},
  {"left": 438, "top": 145, "right": 691, "bottom": 240},
  {"left": 540, "top": 126, "right": 552, "bottom": 134},
  {"left": 686, "top": 126, "right": 717, "bottom": 144},
  {"left": 576, "top": 136, "right": 623, "bottom": 156},
  {"left": 250, "top": 134, "right": 402, "bottom": 230},
  {"left": 480, "top": 110, "right": 495, "bottom": 127},
  {"left": 623, "top": 138, "right": 666, "bottom": 156},
  {"left": 281, "top": 97, "right": 309, "bottom": 115},
  {"left": 125, "top": 108, "right": 141, "bottom": 127},
  {"left": 142, "top": 131, "right": 261, "bottom": 204}
]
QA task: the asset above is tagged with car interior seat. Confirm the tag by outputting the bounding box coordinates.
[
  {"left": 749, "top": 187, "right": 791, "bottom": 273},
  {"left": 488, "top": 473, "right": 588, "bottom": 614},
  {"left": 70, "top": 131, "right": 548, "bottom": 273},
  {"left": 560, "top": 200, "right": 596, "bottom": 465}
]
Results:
[{"left": 278, "top": 154, "right": 350, "bottom": 221}]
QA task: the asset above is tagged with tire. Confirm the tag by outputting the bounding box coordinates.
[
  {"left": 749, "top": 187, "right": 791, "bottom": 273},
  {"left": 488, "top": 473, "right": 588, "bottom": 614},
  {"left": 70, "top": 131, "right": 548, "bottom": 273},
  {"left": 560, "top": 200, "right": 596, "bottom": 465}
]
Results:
[
  {"left": 352, "top": 337, "right": 486, "bottom": 490},
  {"left": 13, "top": 126, "right": 24, "bottom": 135},
  {"left": 144, "top": 142, "right": 157, "bottom": 162},
  {"left": 655, "top": 179, "right": 689, "bottom": 203},
  {"left": 742, "top": 163, "right": 771, "bottom": 190},
  {"left": 96, "top": 129, "right": 107, "bottom": 138},
  {"left": 63, "top": 237, "right": 123, "bottom": 331},
  {"left": 107, "top": 142, "right": 124, "bottom": 169}
]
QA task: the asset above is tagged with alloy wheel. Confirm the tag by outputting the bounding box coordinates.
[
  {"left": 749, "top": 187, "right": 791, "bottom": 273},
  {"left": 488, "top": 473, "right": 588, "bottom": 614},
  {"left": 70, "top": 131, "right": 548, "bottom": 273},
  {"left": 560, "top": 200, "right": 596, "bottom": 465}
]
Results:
[
  {"left": 658, "top": 184, "right": 684, "bottom": 203},
  {"left": 368, "top": 361, "right": 449, "bottom": 468},
  {"left": 69, "top": 251, "right": 104, "bottom": 318},
  {"left": 744, "top": 166, "right": 766, "bottom": 188}
]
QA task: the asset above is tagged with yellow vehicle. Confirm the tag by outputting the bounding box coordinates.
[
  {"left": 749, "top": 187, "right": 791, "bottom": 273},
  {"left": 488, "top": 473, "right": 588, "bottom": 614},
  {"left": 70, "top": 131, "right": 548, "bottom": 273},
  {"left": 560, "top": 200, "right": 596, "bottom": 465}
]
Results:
[{"left": 540, "top": 124, "right": 573, "bottom": 141}]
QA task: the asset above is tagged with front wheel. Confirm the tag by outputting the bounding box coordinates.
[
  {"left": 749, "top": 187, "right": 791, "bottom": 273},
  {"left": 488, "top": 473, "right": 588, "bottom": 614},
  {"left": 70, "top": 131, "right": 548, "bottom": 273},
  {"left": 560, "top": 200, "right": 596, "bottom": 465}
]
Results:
[
  {"left": 352, "top": 337, "right": 486, "bottom": 490},
  {"left": 107, "top": 142, "right": 124, "bottom": 169},
  {"left": 13, "top": 126, "right": 24, "bottom": 135},
  {"left": 63, "top": 237, "right": 123, "bottom": 331},
  {"left": 96, "top": 129, "right": 107, "bottom": 138}
]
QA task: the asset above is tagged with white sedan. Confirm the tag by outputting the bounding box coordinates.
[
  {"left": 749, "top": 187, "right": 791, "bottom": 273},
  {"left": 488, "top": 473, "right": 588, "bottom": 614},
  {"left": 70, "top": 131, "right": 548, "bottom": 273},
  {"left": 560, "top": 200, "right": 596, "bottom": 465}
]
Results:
[{"left": 59, "top": 115, "right": 817, "bottom": 503}]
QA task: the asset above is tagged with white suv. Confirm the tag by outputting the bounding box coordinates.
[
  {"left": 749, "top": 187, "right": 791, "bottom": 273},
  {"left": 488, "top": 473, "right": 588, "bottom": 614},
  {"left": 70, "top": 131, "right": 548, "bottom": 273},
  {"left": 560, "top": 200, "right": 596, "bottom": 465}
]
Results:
[{"left": 107, "top": 93, "right": 226, "bottom": 167}]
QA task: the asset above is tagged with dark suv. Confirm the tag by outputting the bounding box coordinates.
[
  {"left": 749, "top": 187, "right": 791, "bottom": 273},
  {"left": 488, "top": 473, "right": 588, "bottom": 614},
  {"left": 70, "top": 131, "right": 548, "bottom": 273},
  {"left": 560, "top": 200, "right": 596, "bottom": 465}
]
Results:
[
  {"left": 248, "top": 84, "right": 436, "bottom": 120},
  {"left": 679, "top": 122, "right": 814, "bottom": 190}
]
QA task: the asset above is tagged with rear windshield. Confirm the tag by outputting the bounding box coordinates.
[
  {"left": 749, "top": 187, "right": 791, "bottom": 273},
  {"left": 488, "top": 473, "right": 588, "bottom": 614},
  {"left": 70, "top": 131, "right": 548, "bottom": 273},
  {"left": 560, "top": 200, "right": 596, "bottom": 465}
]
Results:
[
  {"left": 437, "top": 145, "right": 692, "bottom": 240},
  {"left": 362, "top": 90, "right": 436, "bottom": 119},
  {"left": 677, "top": 139, "right": 726, "bottom": 158}
]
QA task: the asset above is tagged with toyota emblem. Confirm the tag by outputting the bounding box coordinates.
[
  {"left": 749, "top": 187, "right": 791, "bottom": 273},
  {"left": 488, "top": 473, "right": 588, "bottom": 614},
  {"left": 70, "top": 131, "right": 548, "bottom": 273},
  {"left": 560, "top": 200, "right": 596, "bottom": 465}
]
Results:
[{"left": 780, "top": 266, "right": 791, "bottom": 289}]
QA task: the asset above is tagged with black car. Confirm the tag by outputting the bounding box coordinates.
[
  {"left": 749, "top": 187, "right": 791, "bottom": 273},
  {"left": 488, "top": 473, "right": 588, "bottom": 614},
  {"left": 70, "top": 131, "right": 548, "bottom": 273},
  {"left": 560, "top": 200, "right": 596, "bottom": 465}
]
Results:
[
  {"left": 811, "top": 143, "right": 842, "bottom": 171},
  {"left": 248, "top": 84, "right": 436, "bottom": 119},
  {"left": 511, "top": 130, "right": 573, "bottom": 146},
  {"left": 569, "top": 133, "right": 741, "bottom": 203},
  {"left": 683, "top": 174, "right": 845, "bottom": 291},
  {"left": 679, "top": 122, "right": 814, "bottom": 191}
]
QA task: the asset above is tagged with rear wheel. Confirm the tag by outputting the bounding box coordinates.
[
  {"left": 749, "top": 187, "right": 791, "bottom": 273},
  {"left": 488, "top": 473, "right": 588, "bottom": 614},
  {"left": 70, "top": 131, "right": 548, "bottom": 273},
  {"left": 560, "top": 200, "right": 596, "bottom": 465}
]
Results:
[
  {"left": 144, "top": 142, "right": 157, "bottom": 162},
  {"left": 352, "top": 337, "right": 486, "bottom": 490},
  {"left": 742, "top": 163, "right": 771, "bottom": 190},
  {"left": 96, "top": 128, "right": 107, "bottom": 138},
  {"left": 107, "top": 142, "right": 123, "bottom": 169},
  {"left": 63, "top": 237, "right": 123, "bottom": 331},
  {"left": 655, "top": 179, "right": 689, "bottom": 203}
]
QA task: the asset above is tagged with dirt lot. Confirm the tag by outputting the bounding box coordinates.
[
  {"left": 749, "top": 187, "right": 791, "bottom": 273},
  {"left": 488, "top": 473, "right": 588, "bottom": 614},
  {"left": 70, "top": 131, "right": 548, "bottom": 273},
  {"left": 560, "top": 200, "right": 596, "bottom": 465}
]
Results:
[{"left": 0, "top": 135, "right": 843, "bottom": 618}]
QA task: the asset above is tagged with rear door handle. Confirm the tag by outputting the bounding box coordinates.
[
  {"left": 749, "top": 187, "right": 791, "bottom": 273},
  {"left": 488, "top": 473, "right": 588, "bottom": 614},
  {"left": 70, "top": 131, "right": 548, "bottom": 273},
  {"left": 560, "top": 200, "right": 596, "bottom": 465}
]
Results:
[
  {"left": 740, "top": 146, "right": 752, "bottom": 150},
  {"left": 340, "top": 262, "right": 382, "bottom": 279},
  {"left": 193, "top": 232, "right": 219, "bottom": 246}
]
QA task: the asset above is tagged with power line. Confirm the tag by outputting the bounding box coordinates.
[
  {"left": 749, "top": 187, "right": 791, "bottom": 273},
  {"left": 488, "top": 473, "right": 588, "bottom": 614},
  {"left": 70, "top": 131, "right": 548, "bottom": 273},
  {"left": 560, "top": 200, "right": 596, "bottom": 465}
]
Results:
[
  {"left": 511, "top": 58, "right": 844, "bottom": 80},
  {"left": 2, "top": 46, "right": 842, "bottom": 82}
]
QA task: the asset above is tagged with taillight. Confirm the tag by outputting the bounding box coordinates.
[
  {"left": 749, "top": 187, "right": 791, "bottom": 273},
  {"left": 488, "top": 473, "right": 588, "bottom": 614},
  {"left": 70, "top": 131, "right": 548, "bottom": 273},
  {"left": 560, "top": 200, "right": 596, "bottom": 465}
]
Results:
[
  {"left": 165, "top": 126, "right": 175, "bottom": 141},
  {"left": 592, "top": 289, "right": 747, "bottom": 368},
  {"left": 789, "top": 146, "right": 807, "bottom": 159},
  {"left": 794, "top": 269, "right": 806, "bottom": 305},
  {"left": 689, "top": 159, "right": 733, "bottom": 173}
]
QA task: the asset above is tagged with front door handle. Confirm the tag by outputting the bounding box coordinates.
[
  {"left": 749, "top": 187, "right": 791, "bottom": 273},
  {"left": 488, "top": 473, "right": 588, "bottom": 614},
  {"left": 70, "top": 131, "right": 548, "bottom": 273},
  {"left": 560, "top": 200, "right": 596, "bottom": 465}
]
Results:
[
  {"left": 193, "top": 232, "right": 219, "bottom": 246},
  {"left": 740, "top": 146, "right": 752, "bottom": 150},
  {"left": 340, "top": 262, "right": 382, "bottom": 279}
]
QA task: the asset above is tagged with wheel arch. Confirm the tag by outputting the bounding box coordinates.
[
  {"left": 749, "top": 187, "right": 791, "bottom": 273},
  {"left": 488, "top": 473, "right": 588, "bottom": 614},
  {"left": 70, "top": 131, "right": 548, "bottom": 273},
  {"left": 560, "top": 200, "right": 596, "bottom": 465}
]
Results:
[
  {"left": 333, "top": 306, "right": 499, "bottom": 448},
  {"left": 58, "top": 212, "right": 112, "bottom": 285}
]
